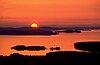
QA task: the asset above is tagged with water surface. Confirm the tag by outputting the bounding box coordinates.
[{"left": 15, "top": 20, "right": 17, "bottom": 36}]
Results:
[{"left": 0, "top": 30, "right": 100, "bottom": 56}]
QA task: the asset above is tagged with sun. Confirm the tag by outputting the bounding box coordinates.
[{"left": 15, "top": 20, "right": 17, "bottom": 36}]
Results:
[{"left": 31, "top": 23, "right": 38, "bottom": 28}]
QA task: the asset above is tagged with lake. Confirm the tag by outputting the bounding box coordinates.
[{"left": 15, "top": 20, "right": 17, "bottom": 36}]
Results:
[{"left": 0, "top": 30, "right": 100, "bottom": 56}]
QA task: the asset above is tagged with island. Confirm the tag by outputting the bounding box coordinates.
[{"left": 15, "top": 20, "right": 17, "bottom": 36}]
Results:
[
  {"left": 0, "top": 27, "right": 59, "bottom": 35},
  {"left": 11, "top": 45, "right": 46, "bottom": 51}
]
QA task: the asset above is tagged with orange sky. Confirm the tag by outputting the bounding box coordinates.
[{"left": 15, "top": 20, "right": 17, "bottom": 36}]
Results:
[{"left": 0, "top": 0, "right": 100, "bottom": 27}]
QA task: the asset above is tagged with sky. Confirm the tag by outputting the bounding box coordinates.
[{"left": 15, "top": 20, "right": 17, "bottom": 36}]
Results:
[{"left": 0, "top": 0, "right": 100, "bottom": 27}]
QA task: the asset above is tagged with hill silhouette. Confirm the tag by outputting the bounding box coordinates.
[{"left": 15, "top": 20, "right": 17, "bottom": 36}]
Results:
[{"left": 0, "top": 51, "right": 100, "bottom": 65}]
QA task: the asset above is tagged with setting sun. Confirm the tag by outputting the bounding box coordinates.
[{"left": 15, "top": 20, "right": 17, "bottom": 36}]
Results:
[{"left": 31, "top": 23, "right": 38, "bottom": 27}]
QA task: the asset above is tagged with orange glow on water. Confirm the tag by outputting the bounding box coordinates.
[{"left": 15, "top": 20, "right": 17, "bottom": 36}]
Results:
[{"left": 0, "top": 30, "right": 100, "bottom": 56}]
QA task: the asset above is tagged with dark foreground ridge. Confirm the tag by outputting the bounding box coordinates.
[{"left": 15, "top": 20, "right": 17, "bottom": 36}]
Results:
[{"left": 0, "top": 51, "right": 100, "bottom": 65}]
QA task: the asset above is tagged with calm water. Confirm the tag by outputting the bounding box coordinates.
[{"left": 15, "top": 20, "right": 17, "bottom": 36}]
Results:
[{"left": 0, "top": 30, "right": 100, "bottom": 56}]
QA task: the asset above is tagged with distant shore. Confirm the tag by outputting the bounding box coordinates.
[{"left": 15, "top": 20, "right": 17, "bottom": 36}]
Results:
[
  {"left": 0, "top": 27, "right": 59, "bottom": 35},
  {"left": 0, "top": 26, "right": 100, "bottom": 35}
]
